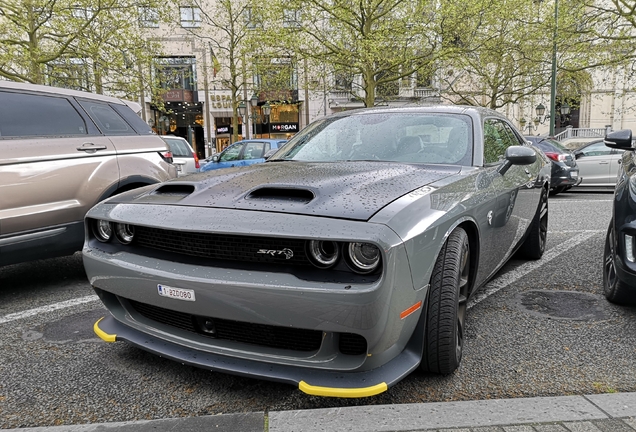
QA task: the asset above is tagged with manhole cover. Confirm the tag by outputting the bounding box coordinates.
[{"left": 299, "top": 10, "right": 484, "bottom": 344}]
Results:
[{"left": 516, "top": 290, "right": 609, "bottom": 321}]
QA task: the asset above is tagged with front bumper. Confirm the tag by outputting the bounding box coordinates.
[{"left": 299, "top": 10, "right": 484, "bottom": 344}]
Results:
[{"left": 94, "top": 314, "right": 423, "bottom": 397}]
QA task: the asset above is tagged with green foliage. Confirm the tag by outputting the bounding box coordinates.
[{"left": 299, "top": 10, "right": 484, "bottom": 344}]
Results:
[{"left": 0, "top": 0, "right": 172, "bottom": 99}]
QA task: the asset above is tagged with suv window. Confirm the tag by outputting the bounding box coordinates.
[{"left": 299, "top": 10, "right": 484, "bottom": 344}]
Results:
[
  {"left": 0, "top": 91, "right": 87, "bottom": 137},
  {"left": 111, "top": 104, "right": 153, "bottom": 134},
  {"left": 78, "top": 100, "right": 132, "bottom": 135}
]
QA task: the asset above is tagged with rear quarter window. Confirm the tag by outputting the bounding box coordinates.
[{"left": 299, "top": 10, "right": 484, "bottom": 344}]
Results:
[
  {"left": 0, "top": 91, "right": 87, "bottom": 137},
  {"left": 111, "top": 104, "right": 153, "bottom": 134},
  {"left": 77, "top": 100, "right": 132, "bottom": 135}
]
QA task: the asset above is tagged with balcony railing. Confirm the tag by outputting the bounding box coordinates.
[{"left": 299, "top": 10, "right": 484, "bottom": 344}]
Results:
[{"left": 554, "top": 125, "right": 612, "bottom": 141}]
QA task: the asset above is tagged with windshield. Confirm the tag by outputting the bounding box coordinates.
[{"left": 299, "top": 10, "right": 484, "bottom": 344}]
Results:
[{"left": 270, "top": 112, "right": 473, "bottom": 165}]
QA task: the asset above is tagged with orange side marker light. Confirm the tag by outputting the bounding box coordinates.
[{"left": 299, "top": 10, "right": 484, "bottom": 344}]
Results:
[{"left": 400, "top": 301, "right": 423, "bottom": 319}]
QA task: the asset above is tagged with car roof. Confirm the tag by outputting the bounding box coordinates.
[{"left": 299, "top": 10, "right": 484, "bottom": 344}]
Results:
[
  {"left": 0, "top": 80, "right": 130, "bottom": 105},
  {"left": 325, "top": 104, "right": 508, "bottom": 122}
]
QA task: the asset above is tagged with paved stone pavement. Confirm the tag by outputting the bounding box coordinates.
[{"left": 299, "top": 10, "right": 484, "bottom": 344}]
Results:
[{"left": 4, "top": 392, "right": 636, "bottom": 431}]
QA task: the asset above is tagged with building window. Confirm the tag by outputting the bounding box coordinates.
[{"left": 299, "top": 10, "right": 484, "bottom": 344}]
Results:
[
  {"left": 283, "top": 9, "right": 301, "bottom": 27},
  {"left": 334, "top": 72, "right": 353, "bottom": 91},
  {"left": 156, "top": 56, "right": 197, "bottom": 91},
  {"left": 244, "top": 7, "right": 256, "bottom": 29},
  {"left": 140, "top": 7, "right": 159, "bottom": 28},
  {"left": 180, "top": 6, "right": 201, "bottom": 28},
  {"left": 72, "top": 5, "right": 93, "bottom": 19}
]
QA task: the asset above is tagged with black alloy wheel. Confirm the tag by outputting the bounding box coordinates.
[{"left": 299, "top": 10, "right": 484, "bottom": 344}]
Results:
[
  {"left": 603, "top": 223, "right": 633, "bottom": 305},
  {"left": 421, "top": 227, "right": 470, "bottom": 374}
]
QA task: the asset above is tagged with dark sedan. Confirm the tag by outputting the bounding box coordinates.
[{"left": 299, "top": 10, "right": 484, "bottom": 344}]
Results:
[
  {"left": 525, "top": 136, "right": 580, "bottom": 195},
  {"left": 85, "top": 106, "right": 550, "bottom": 397},
  {"left": 602, "top": 129, "right": 636, "bottom": 304}
]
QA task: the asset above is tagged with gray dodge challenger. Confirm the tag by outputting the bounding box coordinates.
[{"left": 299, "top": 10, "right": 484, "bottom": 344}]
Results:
[{"left": 84, "top": 105, "right": 551, "bottom": 397}]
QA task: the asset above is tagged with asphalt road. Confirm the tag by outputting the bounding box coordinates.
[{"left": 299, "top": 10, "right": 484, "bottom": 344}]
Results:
[{"left": 1, "top": 189, "right": 634, "bottom": 429}]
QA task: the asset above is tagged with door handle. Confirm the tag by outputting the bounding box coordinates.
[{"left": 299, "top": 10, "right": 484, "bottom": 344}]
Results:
[
  {"left": 77, "top": 143, "right": 107, "bottom": 153},
  {"left": 599, "top": 161, "right": 609, "bottom": 165}
]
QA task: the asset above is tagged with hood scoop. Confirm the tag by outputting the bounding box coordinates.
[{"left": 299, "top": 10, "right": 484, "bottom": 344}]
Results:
[
  {"left": 246, "top": 187, "right": 315, "bottom": 203},
  {"left": 147, "top": 184, "right": 195, "bottom": 202}
]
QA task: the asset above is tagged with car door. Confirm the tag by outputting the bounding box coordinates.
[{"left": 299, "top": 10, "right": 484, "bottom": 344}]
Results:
[
  {"left": 475, "top": 118, "right": 537, "bottom": 282},
  {"left": 575, "top": 141, "right": 614, "bottom": 185},
  {"left": 0, "top": 90, "right": 118, "bottom": 238}
]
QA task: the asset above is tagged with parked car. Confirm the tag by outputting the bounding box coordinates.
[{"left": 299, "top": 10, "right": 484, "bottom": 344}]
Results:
[
  {"left": 573, "top": 139, "right": 624, "bottom": 187},
  {"left": 525, "top": 136, "right": 580, "bottom": 195},
  {"left": 602, "top": 129, "right": 636, "bottom": 304},
  {"left": 86, "top": 105, "right": 550, "bottom": 397},
  {"left": 161, "top": 135, "right": 200, "bottom": 176},
  {"left": 0, "top": 81, "right": 177, "bottom": 267},
  {"left": 200, "top": 139, "right": 287, "bottom": 171}
]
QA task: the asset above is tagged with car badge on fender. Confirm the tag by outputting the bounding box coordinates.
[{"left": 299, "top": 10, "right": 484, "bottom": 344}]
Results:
[{"left": 257, "top": 248, "right": 294, "bottom": 259}]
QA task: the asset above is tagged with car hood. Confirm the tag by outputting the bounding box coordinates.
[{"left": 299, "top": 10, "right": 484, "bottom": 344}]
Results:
[{"left": 114, "top": 162, "right": 460, "bottom": 221}]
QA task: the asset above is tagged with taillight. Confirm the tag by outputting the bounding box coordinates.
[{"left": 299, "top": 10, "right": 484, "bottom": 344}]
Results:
[
  {"left": 193, "top": 152, "right": 200, "bottom": 169},
  {"left": 544, "top": 152, "right": 565, "bottom": 162},
  {"left": 160, "top": 151, "right": 173, "bottom": 163}
]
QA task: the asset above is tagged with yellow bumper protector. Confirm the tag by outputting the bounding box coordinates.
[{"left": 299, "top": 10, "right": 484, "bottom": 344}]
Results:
[
  {"left": 299, "top": 381, "right": 388, "bottom": 398},
  {"left": 93, "top": 317, "right": 117, "bottom": 342}
]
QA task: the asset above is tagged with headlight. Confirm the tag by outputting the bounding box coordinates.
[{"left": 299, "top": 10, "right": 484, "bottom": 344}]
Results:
[
  {"left": 92, "top": 219, "right": 113, "bottom": 242},
  {"left": 115, "top": 223, "right": 135, "bottom": 244},
  {"left": 307, "top": 240, "right": 339, "bottom": 268},
  {"left": 346, "top": 242, "right": 381, "bottom": 274}
]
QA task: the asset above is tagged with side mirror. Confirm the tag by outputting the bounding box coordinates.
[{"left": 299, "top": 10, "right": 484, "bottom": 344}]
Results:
[
  {"left": 498, "top": 145, "right": 536, "bottom": 175},
  {"left": 212, "top": 155, "right": 219, "bottom": 162},
  {"left": 574, "top": 151, "right": 582, "bottom": 159},
  {"left": 604, "top": 129, "right": 633, "bottom": 150}
]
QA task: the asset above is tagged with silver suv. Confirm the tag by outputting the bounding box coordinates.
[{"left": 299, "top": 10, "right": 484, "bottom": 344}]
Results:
[{"left": 0, "top": 81, "right": 177, "bottom": 267}]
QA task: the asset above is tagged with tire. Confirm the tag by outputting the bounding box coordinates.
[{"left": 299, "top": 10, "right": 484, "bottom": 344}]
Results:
[
  {"left": 518, "top": 187, "right": 548, "bottom": 260},
  {"left": 421, "top": 227, "right": 470, "bottom": 374},
  {"left": 603, "top": 223, "right": 634, "bottom": 305}
]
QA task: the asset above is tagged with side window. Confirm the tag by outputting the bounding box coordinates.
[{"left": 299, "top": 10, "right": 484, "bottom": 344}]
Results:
[
  {"left": 219, "top": 143, "right": 243, "bottom": 162},
  {"left": 111, "top": 104, "right": 153, "bottom": 134},
  {"left": 483, "top": 119, "right": 516, "bottom": 164},
  {"left": 580, "top": 142, "right": 613, "bottom": 157},
  {"left": 242, "top": 142, "right": 266, "bottom": 160},
  {"left": 501, "top": 122, "right": 524, "bottom": 146},
  {"left": 78, "top": 100, "right": 132, "bottom": 135},
  {"left": 0, "top": 91, "right": 87, "bottom": 137}
]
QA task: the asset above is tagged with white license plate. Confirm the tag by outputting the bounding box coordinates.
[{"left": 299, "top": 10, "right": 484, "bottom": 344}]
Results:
[
  {"left": 571, "top": 171, "right": 578, "bottom": 178},
  {"left": 157, "top": 284, "right": 196, "bottom": 302}
]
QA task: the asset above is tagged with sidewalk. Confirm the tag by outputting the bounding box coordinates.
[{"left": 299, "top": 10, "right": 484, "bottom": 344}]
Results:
[{"left": 5, "top": 392, "right": 636, "bottom": 432}]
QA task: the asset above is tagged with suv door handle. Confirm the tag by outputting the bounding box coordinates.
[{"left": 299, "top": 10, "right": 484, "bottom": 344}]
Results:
[{"left": 77, "top": 143, "right": 107, "bottom": 153}]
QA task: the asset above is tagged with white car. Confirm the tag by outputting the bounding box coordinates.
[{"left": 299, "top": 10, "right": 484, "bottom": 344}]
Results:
[
  {"left": 574, "top": 140, "right": 624, "bottom": 187},
  {"left": 162, "top": 135, "right": 200, "bottom": 176}
]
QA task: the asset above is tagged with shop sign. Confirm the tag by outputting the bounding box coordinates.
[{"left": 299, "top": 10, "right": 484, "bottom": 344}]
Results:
[
  {"left": 210, "top": 94, "right": 233, "bottom": 109},
  {"left": 216, "top": 126, "right": 230, "bottom": 134},
  {"left": 270, "top": 123, "right": 298, "bottom": 132},
  {"left": 163, "top": 89, "right": 194, "bottom": 103}
]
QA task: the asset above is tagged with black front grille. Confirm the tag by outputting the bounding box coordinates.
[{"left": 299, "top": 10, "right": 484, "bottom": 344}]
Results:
[
  {"left": 133, "top": 226, "right": 310, "bottom": 266},
  {"left": 127, "top": 299, "right": 323, "bottom": 352},
  {"left": 339, "top": 333, "right": 368, "bottom": 355}
]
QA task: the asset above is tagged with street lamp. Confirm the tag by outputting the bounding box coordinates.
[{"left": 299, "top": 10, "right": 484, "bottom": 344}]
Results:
[
  {"left": 262, "top": 102, "right": 271, "bottom": 138},
  {"left": 238, "top": 101, "right": 247, "bottom": 139},
  {"left": 249, "top": 94, "right": 258, "bottom": 137},
  {"left": 519, "top": 117, "right": 541, "bottom": 135}
]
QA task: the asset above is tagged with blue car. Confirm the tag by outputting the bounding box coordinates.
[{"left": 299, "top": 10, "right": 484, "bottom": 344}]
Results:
[{"left": 201, "top": 139, "right": 287, "bottom": 171}]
